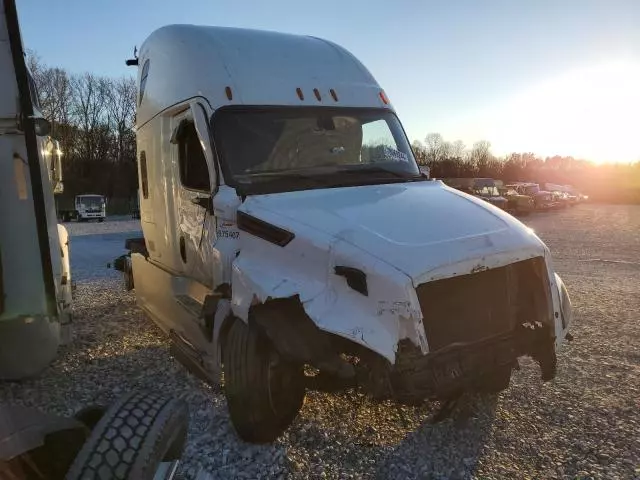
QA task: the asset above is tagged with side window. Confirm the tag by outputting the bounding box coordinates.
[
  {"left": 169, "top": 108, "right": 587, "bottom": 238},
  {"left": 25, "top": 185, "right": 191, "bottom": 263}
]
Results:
[
  {"left": 177, "top": 121, "right": 210, "bottom": 191},
  {"left": 360, "top": 119, "right": 408, "bottom": 164},
  {"left": 139, "top": 59, "right": 150, "bottom": 106},
  {"left": 140, "top": 151, "right": 149, "bottom": 199}
]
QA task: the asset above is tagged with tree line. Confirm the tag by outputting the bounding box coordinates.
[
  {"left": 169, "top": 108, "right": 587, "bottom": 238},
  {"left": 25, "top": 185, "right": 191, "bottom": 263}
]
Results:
[
  {"left": 28, "top": 53, "right": 138, "bottom": 212},
  {"left": 413, "top": 134, "right": 640, "bottom": 203},
  {"left": 30, "top": 53, "right": 640, "bottom": 207}
]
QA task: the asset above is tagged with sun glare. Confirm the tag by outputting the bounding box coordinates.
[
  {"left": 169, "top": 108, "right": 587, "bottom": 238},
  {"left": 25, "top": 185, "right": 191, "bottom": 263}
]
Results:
[{"left": 488, "top": 61, "right": 640, "bottom": 163}]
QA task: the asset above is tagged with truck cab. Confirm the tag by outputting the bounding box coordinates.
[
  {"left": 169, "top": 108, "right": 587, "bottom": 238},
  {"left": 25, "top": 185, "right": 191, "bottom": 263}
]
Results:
[
  {"left": 120, "top": 25, "right": 573, "bottom": 443},
  {"left": 74, "top": 194, "right": 106, "bottom": 222}
]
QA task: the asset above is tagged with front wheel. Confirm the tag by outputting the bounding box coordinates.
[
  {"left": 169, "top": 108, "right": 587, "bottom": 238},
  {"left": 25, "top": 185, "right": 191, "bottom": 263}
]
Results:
[{"left": 223, "top": 318, "right": 305, "bottom": 443}]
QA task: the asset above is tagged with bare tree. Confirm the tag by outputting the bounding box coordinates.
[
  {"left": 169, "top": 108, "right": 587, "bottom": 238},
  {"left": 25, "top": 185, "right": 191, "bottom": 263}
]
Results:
[
  {"left": 424, "top": 133, "right": 450, "bottom": 163},
  {"left": 447, "top": 139, "right": 466, "bottom": 159},
  {"left": 26, "top": 51, "right": 72, "bottom": 134},
  {"left": 106, "top": 77, "right": 137, "bottom": 163},
  {"left": 71, "top": 73, "right": 110, "bottom": 164}
]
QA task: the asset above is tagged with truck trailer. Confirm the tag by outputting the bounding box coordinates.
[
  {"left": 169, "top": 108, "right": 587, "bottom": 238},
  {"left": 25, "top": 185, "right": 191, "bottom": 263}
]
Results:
[{"left": 1, "top": 2, "right": 188, "bottom": 478}]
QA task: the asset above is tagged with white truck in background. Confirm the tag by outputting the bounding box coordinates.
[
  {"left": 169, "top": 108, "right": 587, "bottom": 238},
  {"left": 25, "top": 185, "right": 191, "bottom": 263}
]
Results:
[
  {"left": 117, "top": 24, "right": 573, "bottom": 444},
  {"left": 57, "top": 193, "right": 107, "bottom": 222}
]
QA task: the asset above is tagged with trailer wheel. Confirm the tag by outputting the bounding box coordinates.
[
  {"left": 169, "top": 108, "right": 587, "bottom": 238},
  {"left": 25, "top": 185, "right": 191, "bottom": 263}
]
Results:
[
  {"left": 65, "top": 390, "right": 188, "bottom": 480},
  {"left": 98, "top": 218, "right": 105, "bottom": 223},
  {"left": 223, "top": 318, "right": 305, "bottom": 443}
]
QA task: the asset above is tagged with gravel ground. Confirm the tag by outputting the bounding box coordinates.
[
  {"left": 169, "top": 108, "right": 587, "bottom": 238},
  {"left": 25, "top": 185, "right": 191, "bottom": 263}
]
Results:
[{"left": 1, "top": 205, "right": 640, "bottom": 479}]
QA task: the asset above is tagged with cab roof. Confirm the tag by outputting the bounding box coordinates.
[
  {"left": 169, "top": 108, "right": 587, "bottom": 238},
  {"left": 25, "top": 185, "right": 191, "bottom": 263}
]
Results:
[{"left": 135, "top": 25, "right": 391, "bottom": 128}]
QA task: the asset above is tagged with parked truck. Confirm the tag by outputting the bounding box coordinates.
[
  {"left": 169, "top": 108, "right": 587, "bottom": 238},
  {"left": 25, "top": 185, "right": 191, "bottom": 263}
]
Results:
[
  {"left": 1, "top": 2, "right": 186, "bottom": 478},
  {"left": 116, "top": 24, "right": 573, "bottom": 444},
  {"left": 57, "top": 193, "right": 107, "bottom": 222}
]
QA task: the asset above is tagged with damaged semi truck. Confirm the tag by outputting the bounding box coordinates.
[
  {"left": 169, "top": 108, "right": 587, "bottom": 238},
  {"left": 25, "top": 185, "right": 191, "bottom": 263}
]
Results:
[{"left": 117, "top": 25, "right": 573, "bottom": 443}]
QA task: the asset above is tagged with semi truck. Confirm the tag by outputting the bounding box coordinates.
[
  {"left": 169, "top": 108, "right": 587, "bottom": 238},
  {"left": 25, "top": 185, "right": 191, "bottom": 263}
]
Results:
[
  {"left": 1, "top": 2, "right": 187, "bottom": 478},
  {"left": 116, "top": 24, "right": 573, "bottom": 444}
]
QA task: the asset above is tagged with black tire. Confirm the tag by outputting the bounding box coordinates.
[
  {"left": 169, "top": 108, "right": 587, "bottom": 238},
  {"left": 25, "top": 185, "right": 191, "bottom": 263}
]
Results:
[
  {"left": 473, "top": 365, "right": 512, "bottom": 394},
  {"left": 98, "top": 218, "right": 105, "bottom": 223},
  {"left": 65, "top": 390, "right": 188, "bottom": 480},
  {"left": 223, "top": 318, "right": 305, "bottom": 443}
]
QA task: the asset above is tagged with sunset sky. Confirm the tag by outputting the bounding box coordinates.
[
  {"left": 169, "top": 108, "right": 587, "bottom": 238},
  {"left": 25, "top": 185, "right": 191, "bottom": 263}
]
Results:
[{"left": 17, "top": 0, "right": 640, "bottom": 163}]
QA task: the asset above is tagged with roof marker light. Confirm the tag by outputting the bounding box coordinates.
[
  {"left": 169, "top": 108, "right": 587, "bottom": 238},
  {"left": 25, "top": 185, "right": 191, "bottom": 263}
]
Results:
[
  {"left": 313, "top": 88, "right": 322, "bottom": 101},
  {"left": 225, "top": 86, "right": 233, "bottom": 100},
  {"left": 379, "top": 90, "right": 389, "bottom": 105},
  {"left": 296, "top": 88, "right": 304, "bottom": 100},
  {"left": 330, "top": 89, "right": 338, "bottom": 101}
]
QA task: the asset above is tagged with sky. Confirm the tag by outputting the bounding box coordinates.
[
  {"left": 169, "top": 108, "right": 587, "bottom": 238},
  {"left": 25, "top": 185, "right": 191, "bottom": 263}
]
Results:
[{"left": 16, "top": 0, "right": 640, "bottom": 163}]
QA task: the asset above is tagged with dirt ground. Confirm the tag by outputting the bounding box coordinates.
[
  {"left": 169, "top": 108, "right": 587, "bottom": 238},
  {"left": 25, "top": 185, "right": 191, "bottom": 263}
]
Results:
[{"left": 1, "top": 204, "right": 639, "bottom": 479}]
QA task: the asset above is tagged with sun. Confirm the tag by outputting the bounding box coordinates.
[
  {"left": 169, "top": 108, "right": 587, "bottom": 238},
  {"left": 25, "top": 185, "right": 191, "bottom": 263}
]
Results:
[{"left": 488, "top": 61, "right": 640, "bottom": 163}]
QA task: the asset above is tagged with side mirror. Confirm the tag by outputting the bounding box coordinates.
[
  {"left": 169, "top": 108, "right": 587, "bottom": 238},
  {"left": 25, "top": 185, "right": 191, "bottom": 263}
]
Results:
[{"left": 32, "top": 117, "right": 51, "bottom": 136}]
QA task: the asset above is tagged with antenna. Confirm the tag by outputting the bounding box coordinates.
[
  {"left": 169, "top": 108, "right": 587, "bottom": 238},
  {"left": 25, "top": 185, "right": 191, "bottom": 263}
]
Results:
[{"left": 125, "top": 45, "right": 139, "bottom": 66}]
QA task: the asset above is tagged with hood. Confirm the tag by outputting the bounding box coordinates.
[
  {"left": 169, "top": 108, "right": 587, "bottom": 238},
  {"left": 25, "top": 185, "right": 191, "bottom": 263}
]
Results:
[{"left": 240, "top": 181, "right": 547, "bottom": 283}]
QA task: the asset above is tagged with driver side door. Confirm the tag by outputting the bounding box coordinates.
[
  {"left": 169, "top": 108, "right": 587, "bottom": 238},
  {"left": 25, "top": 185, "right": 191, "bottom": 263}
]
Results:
[{"left": 170, "top": 103, "right": 218, "bottom": 287}]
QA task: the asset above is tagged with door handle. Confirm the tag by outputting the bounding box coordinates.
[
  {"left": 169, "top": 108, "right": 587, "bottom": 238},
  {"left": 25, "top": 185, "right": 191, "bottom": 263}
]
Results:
[{"left": 191, "top": 196, "right": 212, "bottom": 213}]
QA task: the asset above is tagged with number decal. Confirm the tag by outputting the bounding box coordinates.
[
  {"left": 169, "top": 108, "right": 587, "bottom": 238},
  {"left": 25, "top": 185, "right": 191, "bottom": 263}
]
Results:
[{"left": 216, "top": 230, "right": 239, "bottom": 239}]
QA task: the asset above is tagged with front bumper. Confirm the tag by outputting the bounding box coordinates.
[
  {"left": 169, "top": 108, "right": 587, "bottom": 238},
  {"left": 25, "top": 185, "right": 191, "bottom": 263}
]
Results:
[
  {"left": 379, "top": 256, "right": 565, "bottom": 402},
  {"left": 388, "top": 323, "right": 556, "bottom": 402}
]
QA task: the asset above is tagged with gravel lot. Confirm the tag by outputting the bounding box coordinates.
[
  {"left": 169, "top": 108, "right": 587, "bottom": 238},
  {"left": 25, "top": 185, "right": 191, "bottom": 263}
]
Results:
[{"left": 1, "top": 205, "right": 639, "bottom": 479}]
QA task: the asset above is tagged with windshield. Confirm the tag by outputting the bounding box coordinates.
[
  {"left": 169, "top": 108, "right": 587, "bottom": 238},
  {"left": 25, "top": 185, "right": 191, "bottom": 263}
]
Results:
[
  {"left": 525, "top": 185, "right": 540, "bottom": 195},
  {"left": 78, "top": 196, "right": 104, "bottom": 208},
  {"left": 213, "top": 107, "right": 421, "bottom": 194}
]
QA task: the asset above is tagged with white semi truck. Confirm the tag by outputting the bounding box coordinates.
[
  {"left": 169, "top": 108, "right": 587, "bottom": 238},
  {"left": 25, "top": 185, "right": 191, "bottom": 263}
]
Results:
[
  {"left": 1, "top": 2, "right": 187, "bottom": 478},
  {"left": 117, "top": 24, "right": 573, "bottom": 443}
]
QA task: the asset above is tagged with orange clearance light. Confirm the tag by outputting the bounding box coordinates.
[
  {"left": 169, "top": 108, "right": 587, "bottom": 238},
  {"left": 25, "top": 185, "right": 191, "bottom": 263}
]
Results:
[
  {"left": 330, "top": 88, "right": 338, "bottom": 101},
  {"left": 379, "top": 90, "right": 389, "bottom": 105},
  {"left": 225, "top": 86, "right": 233, "bottom": 100},
  {"left": 296, "top": 87, "right": 304, "bottom": 100},
  {"left": 313, "top": 88, "right": 322, "bottom": 101}
]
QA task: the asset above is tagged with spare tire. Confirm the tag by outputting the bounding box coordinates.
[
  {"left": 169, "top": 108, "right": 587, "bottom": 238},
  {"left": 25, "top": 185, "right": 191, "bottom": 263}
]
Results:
[{"left": 65, "top": 390, "right": 188, "bottom": 480}]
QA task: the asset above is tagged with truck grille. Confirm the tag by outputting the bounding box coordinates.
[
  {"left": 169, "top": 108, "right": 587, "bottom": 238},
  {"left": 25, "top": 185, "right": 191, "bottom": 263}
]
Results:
[{"left": 416, "top": 257, "right": 550, "bottom": 351}]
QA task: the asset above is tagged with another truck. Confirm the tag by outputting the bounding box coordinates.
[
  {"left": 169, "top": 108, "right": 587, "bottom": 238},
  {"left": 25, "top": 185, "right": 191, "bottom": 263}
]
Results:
[
  {"left": 1, "top": 2, "right": 187, "bottom": 478},
  {"left": 117, "top": 25, "right": 573, "bottom": 444},
  {"left": 57, "top": 193, "right": 107, "bottom": 222}
]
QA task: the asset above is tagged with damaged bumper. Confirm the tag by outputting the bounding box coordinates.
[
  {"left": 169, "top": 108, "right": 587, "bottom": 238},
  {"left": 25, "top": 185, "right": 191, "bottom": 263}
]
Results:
[{"left": 387, "top": 323, "right": 557, "bottom": 402}]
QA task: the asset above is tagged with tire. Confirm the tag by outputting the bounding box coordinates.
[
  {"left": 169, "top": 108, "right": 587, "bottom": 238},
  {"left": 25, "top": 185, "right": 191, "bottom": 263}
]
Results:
[
  {"left": 223, "top": 318, "right": 305, "bottom": 443},
  {"left": 65, "top": 390, "right": 188, "bottom": 480},
  {"left": 473, "top": 365, "right": 512, "bottom": 394},
  {"left": 98, "top": 218, "right": 105, "bottom": 223}
]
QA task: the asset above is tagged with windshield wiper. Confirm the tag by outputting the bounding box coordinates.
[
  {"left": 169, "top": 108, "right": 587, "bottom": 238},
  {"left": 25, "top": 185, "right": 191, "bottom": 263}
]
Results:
[{"left": 338, "top": 166, "right": 422, "bottom": 179}]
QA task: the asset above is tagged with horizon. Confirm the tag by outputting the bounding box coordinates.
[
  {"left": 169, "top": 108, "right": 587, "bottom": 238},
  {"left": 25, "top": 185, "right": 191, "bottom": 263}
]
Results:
[{"left": 17, "top": 0, "right": 640, "bottom": 164}]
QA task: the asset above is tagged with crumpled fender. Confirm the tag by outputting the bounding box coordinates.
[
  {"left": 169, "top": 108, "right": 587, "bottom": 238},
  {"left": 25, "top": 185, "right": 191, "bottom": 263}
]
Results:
[{"left": 230, "top": 207, "right": 428, "bottom": 363}]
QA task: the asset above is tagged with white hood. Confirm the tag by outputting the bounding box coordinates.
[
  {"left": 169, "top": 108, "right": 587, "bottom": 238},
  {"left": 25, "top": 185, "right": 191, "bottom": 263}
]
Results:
[{"left": 241, "top": 181, "right": 547, "bottom": 284}]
